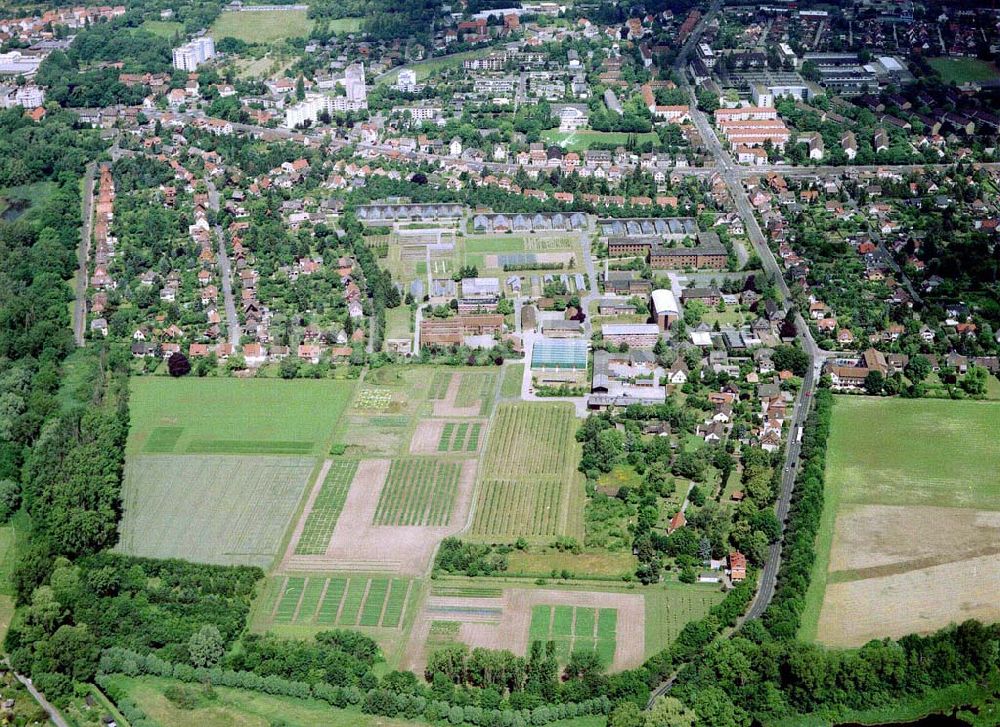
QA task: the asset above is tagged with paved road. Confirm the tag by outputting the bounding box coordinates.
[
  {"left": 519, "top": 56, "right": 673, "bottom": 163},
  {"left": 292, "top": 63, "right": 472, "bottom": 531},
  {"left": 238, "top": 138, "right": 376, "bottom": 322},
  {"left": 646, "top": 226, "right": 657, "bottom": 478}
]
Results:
[
  {"left": 10, "top": 665, "right": 69, "bottom": 727},
  {"left": 72, "top": 161, "right": 98, "bottom": 346},
  {"left": 206, "top": 179, "right": 241, "bottom": 347}
]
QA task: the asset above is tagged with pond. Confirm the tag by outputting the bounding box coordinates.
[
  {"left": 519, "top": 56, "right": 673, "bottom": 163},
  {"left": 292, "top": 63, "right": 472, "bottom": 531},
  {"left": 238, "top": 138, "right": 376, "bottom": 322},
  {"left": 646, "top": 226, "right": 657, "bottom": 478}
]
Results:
[{"left": 0, "top": 198, "right": 30, "bottom": 222}]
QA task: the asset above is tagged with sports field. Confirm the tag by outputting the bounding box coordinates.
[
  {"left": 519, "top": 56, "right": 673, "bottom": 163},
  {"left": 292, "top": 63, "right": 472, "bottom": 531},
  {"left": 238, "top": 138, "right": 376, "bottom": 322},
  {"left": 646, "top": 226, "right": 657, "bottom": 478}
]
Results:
[
  {"left": 540, "top": 129, "right": 660, "bottom": 152},
  {"left": 801, "top": 397, "right": 1000, "bottom": 646},
  {"left": 117, "top": 455, "right": 315, "bottom": 568},
  {"left": 210, "top": 9, "right": 314, "bottom": 43},
  {"left": 469, "top": 403, "right": 585, "bottom": 541},
  {"left": 928, "top": 57, "right": 1000, "bottom": 84},
  {"left": 128, "top": 378, "right": 354, "bottom": 456}
]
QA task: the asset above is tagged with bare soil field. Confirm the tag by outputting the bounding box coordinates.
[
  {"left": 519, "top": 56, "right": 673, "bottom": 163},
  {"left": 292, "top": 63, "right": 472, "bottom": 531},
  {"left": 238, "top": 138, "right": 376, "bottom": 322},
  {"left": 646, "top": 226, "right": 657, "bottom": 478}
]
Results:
[
  {"left": 829, "top": 504, "right": 1000, "bottom": 574},
  {"left": 281, "top": 458, "right": 477, "bottom": 576},
  {"left": 405, "top": 588, "right": 644, "bottom": 675},
  {"left": 817, "top": 553, "right": 1000, "bottom": 646}
]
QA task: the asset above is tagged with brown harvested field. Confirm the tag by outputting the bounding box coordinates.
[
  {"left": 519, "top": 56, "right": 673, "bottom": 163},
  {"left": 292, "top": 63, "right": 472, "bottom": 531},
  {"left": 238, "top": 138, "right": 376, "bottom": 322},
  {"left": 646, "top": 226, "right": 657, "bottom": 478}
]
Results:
[
  {"left": 816, "top": 553, "right": 1000, "bottom": 647},
  {"left": 281, "top": 458, "right": 478, "bottom": 576},
  {"left": 432, "top": 374, "right": 485, "bottom": 417},
  {"left": 405, "top": 588, "right": 644, "bottom": 675},
  {"left": 829, "top": 504, "right": 1000, "bottom": 574},
  {"left": 816, "top": 504, "right": 1000, "bottom": 646}
]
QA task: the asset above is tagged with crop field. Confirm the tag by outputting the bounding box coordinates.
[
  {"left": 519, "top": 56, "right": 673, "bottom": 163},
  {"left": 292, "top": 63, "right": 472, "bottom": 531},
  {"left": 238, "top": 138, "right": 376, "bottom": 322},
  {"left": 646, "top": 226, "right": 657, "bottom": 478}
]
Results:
[
  {"left": 470, "top": 403, "right": 584, "bottom": 540},
  {"left": 500, "top": 364, "right": 524, "bottom": 398},
  {"left": 117, "top": 455, "right": 315, "bottom": 568},
  {"left": 374, "top": 459, "right": 461, "bottom": 526},
  {"left": 294, "top": 461, "right": 359, "bottom": 555},
  {"left": 210, "top": 9, "right": 314, "bottom": 43},
  {"left": 642, "top": 584, "right": 726, "bottom": 655},
  {"left": 428, "top": 371, "right": 452, "bottom": 399},
  {"left": 268, "top": 575, "right": 412, "bottom": 629},
  {"left": 437, "top": 421, "right": 483, "bottom": 452},
  {"left": 405, "top": 587, "right": 644, "bottom": 674},
  {"left": 928, "top": 56, "right": 1000, "bottom": 83},
  {"left": 128, "top": 378, "right": 354, "bottom": 457},
  {"left": 528, "top": 605, "right": 617, "bottom": 663},
  {"left": 801, "top": 397, "right": 1000, "bottom": 646},
  {"left": 455, "top": 372, "right": 495, "bottom": 413}
]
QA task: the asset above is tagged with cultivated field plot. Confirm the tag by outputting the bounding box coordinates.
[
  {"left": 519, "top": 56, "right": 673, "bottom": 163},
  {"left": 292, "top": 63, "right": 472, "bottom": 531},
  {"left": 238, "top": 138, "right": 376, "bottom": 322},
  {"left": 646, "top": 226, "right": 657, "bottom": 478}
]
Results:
[
  {"left": 405, "top": 587, "right": 644, "bottom": 674},
  {"left": 210, "top": 9, "right": 315, "bottom": 43},
  {"left": 283, "top": 458, "right": 478, "bottom": 576},
  {"left": 128, "top": 378, "right": 354, "bottom": 457},
  {"left": 268, "top": 574, "right": 412, "bottom": 629},
  {"left": 294, "top": 460, "right": 359, "bottom": 556},
  {"left": 529, "top": 605, "right": 617, "bottom": 663},
  {"left": 469, "top": 403, "right": 584, "bottom": 540},
  {"left": 117, "top": 455, "right": 315, "bottom": 568},
  {"left": 374, "top": 459, "right": 461, "bottom": 526},
  {"left": 408, "top": 419, "right": 485, "bottom": 454},
  {"left": 431, "top": 372, "right": 496, "bottom": 417},
  {"left": 803, "top": 397, "right": 1000, "bottom": 646}
]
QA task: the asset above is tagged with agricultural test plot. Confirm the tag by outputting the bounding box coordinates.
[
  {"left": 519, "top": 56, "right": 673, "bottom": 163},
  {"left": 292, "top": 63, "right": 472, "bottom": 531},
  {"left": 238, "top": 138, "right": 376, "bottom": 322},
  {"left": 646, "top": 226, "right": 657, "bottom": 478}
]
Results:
[
  {"left": 282, "top": 458, "right": 479, "bottom": 576},
  {"left": 409, "top": 419, "right": 485, "bottom": 454},
  {"left": 128, "top": 378, "right": 354, "bottom": 457},
  {"left": 373, "top": 459, "right": 462, "bottom": 526},
  {"left": 469, "top": 403, "right": 584, "bottom": 541},
  {"left": 802, "top": 397, "right": 1000, "bottom": 646},
  {"left": 266, "top": 574, "right": 412, "bottom": 630},
  {"left": 294, "top": 460, "right": 359, "bottom": 555},
  {"left": 117, "top": 455, "right": 315, "bottom": 569},
  {"left": 432, "top": 372, "right": 496, "bottom": 417},
  {"left": 405, "top": 587, "right": 644, "bottom": 675}
]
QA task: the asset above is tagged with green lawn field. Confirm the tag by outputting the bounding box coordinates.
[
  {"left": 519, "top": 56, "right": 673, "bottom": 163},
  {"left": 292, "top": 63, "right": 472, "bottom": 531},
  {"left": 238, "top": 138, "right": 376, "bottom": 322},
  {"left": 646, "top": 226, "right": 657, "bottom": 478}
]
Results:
[
  {"left": 139, "top": 20, "right": 183, "bottom": 38},
  {"left": 377, "top": 48, "right": 492, "bottom": 84},
  {"left": 799, "top": 396, "right": 1000, "bottom": 643},
  {"left": 117, "top": 455, "right": 315, "bottom": 568},
  {"left": 928, "top": 57, "right": 1000, "bottom": 84},
  {"left": 128, "top": 377, "right": 355, "bottom": 456},
  {"left": 541, "top": 129, "right": 660, "bottom": 152},
  {"left": 210, "top": 9, "right": 314, "bottom": 43}
]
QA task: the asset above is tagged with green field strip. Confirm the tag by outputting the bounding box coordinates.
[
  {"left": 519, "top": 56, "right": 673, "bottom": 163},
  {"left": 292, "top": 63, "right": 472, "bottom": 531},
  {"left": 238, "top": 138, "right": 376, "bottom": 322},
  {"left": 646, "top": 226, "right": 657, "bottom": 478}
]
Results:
[
  {"left": 552, "top": 605, "right": 574, "bottom": 637},
  {"left": 295, "top": 460, "right": 359, "bottom": 555},
  {"left": 316, "top": 578, "right": 347, "bottom": 625},
  {"left": 453, "top": 423, "right": 469, "bottom": 451},
  {"left": 467, "top": 423, "right": 481, "bottom": 451},
  {"left": 381, "top": 579, "right": 409, "bottom": 628},
  {"left": 572, "top": 637, "right": 596, "bottom": 655},
  {"left": 529, "top": 606, "right": 553, "bottom": 642},
  {"left": 596, "top": 639, "right": 615, "bottom": 664},
  {"left": 359, "top": 578, "right": 389, "bottom": 627},
  {"left": 597, "top": 608, "right": 617, "bottom": 637},
  {"left": 185, "top": 439, "right": 314, "bottom": 454},
  {"left": 575, "top": 607, "right": 596, "bottom": 638},
  {"left": 439, "top": 423, "right": 455, "bottom": 452},
  {"left": 295, "top": 577, "right": 326, "bottom": 623},
  {"left": 339, "top": 578, "right": 369, "bottom": 625},
  {"left": 431, "top": 584, "right": 502, "bottom": 598},
  {"left": 554, "top": 639, "right": 572, "bottom": 660},
  {"left": 429, "top": 372, "right": 452, "bottom": 399},
  {"left": 144, "top": 426, "right": 184, "bottom": 453},
  {"left": 274, "top": 576, "right": 305, "bottom": 624}
]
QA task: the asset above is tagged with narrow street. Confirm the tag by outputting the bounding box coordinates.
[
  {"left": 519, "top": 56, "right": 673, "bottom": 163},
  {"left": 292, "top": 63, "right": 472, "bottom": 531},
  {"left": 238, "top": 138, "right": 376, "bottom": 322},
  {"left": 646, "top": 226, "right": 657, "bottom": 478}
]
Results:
[
  {"left": 206, "top": 179, "right": 241, "bottom": 347},
  {"left": 72, "top": 162, "right": 97, "bottom": 347}
]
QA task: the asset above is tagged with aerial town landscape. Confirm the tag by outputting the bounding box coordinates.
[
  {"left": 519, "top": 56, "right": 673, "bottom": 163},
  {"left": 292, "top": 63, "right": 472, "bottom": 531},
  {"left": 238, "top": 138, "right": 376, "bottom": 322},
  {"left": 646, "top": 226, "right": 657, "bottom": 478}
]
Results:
[{"left": 0, "top": 0, "right": 998, "bottom": 724}]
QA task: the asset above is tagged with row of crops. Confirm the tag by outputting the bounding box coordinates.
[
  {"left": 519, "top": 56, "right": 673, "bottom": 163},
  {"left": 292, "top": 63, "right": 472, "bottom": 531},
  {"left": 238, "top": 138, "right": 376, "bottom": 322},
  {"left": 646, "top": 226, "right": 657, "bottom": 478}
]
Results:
[
  {"left": 438, "top": 421, "right": 483, "bottom": 452},
  {"left": 273, "top": 575, "right": 411, "bottom": 628},
  {"left": 374, "top": 458, "right": 461, "bottom": 526},
  {"left": 469, "top": 478, "right": 565, "bottom": 537},
  {"left": 481, "top": 403, "right": 575, "bottom": 478},
  {"left": 295, "top": 460, "right": 359, "bottom": 555}
]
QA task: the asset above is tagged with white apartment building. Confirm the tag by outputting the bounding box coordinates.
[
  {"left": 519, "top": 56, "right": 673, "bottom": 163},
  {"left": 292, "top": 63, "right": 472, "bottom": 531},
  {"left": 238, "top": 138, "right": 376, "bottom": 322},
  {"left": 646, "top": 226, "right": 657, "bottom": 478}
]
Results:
[
  {"left": 396, "top": 68, "right": 418, "bottom": 92},
  {"left": 172, "top": 37, "right": 216, "bottom": 72},
  {"left": 284, "top": 94, "right": 330, "bottom": 128},
  {"left": 0, "top": 84, "right": 45, "bottom": 108}
]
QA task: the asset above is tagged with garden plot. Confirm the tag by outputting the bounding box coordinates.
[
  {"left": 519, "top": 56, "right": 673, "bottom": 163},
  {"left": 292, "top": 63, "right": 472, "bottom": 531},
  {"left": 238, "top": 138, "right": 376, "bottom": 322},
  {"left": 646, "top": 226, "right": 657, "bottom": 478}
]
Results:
[
  {"left": 374, "top": 459, "right": 461, "bottom": 526},
  {"left": 268, "top": 574, "right": 413, "bottom": 629},
  {"left": 117, "top": 455, "right": 315, "bottom": 569},
  {"left": 409, "top": 419, "right": 486, "bottom": 454},
  {"left": 469, "top": 403, "right": 584, "bottom": 541},
  {"left": 282, "top": 458, "right": 478, "bottom": 576},
  {"left": 293, "top": 460, "right": 359, "bottom": 556},
  {"left": 405, "top": 588, "right": 644, "bottom": 675},
  {"left": 432, "top": 372, "right": 495, "bottom": 417}
]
